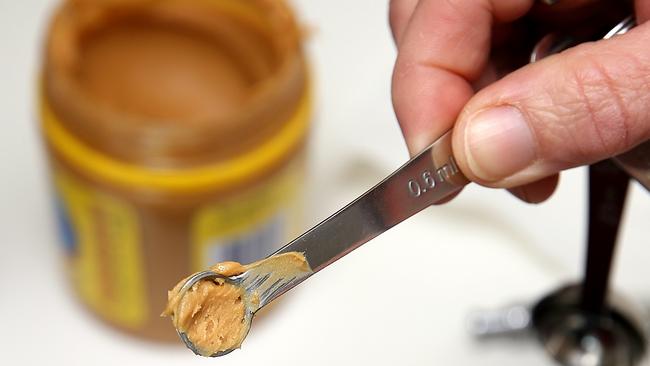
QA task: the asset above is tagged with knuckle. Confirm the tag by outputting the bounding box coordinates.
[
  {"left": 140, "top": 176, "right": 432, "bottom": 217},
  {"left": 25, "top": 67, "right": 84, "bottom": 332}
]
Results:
[{"left": 568, "top": 55, "right": 635, "bottom": 157}]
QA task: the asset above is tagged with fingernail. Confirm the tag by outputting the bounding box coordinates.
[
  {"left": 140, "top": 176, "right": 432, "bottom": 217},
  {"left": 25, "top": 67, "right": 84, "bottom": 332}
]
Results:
[{"left": 464, "top": 106, "right": 536, "bottom": 181}]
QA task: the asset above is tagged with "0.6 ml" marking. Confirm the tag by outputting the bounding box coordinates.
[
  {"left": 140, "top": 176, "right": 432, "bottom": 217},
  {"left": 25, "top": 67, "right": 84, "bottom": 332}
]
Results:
[{"left": 408, "top": 170, "right": 436, "bottom": 197}]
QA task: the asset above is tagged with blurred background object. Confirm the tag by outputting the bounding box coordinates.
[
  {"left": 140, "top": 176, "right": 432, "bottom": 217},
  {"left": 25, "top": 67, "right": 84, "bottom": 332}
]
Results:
[
  {"left": 40, "top": 0, "right": 310, "bottom": 341},
  {"left": 1, "top": 0, "right": 649, "bottom": 365}
]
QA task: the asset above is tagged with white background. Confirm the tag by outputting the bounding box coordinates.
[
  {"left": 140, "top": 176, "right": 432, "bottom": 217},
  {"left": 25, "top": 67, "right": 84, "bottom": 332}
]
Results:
[{"left": 1, "top": 0, "right": 649, "bottom": 365}]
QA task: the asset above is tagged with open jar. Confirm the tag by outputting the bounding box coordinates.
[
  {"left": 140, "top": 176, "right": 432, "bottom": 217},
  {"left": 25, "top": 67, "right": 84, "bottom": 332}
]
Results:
[{"left": 40, "top": 0, "right": 310, "bottom": 341}]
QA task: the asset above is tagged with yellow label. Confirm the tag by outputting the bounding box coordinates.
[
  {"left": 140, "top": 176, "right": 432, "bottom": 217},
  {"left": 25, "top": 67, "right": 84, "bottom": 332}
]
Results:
[
  {"left": 54, "top": 169, "right": 147, "bottom": 328},
  {"left": 192, "top": 161, "right": 303, "bottom": 271}
]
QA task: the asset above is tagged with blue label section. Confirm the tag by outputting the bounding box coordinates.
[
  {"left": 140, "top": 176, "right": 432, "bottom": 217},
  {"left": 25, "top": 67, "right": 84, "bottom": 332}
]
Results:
[
  {"left": 54, "top": 196, "right": 76, "bottom": 255},
  {"left": 205, "top": 214, "right": 285, "bottom": 266}
]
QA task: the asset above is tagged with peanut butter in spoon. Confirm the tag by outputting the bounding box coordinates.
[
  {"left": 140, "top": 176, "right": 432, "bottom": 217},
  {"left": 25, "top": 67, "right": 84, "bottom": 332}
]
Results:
[{"left": 163, "top": 253, "right": 310, "bottom": 356}]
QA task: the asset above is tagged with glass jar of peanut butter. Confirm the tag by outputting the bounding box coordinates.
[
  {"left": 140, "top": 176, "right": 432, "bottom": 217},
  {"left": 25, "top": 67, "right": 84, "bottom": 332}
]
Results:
[{"left": 40, "top": 0, "right": 310, "bottom": 341}]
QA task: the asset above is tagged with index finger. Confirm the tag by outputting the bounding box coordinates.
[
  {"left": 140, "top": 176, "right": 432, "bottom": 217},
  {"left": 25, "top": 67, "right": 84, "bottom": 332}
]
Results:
[{"left": 392, "top": 0, "right": 533, "bottom": 154}]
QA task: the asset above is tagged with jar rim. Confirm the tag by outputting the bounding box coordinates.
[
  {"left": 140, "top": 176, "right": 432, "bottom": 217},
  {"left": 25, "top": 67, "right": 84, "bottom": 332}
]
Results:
[{"left": 43, "top": 0, "right": 308, "bottom": 168}]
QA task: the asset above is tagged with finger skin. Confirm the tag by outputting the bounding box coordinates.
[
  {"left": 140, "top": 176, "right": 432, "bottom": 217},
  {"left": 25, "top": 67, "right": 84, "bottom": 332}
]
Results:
[
  {"left": 452, "top": 21, "right": 650, "bottom": 188},
  {"left": 392, "top": 0, "right": 534, "bottom": 155},
  {"left": 505, "top": 1, "right": 648, "bottom": 202},
  {"left": 637, "top": 0, "right": 650, "bottom": 22},
  {"left": 509, "top": 174, "right": 559, "bottom": 203},
  {"left": 388, "top": 0, "right": 419, "bottom": 46}
]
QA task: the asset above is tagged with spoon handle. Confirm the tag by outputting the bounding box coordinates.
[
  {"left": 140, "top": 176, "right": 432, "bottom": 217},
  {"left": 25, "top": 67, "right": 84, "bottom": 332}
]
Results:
[
  {"left": 581, "top": 159, "right": 630, "bottom": 314},
  {"left": 272, "top": 130, "right": 468, "bottom": 281}
]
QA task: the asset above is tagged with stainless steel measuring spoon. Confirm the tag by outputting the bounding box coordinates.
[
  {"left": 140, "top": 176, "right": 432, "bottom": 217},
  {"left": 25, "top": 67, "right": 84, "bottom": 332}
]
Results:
[{"left": 174, "top": 130, "right": 469, "bottom": 356}]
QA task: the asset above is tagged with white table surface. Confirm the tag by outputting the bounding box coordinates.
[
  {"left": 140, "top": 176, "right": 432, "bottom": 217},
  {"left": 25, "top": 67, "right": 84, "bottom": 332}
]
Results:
[{"left": 1, "top": 1, "right": 649, "bottom": 365}]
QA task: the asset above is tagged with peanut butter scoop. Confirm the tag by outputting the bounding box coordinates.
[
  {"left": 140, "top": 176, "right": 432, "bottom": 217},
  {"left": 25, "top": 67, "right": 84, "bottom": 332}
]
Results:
[
  {"left": 162, "top": 264, "right": 248, "bottom": 356},
  {"left": 163, "top": 252, "right": 312, "bottom": 357}
]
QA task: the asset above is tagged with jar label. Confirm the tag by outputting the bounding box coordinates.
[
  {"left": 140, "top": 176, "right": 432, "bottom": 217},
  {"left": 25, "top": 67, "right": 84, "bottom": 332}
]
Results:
[
  {"left": 53, "top": 168, "right": 148, "bottom": 328},
  {"left": 191, "top": 161, "right": 303, "bottom": 270}
]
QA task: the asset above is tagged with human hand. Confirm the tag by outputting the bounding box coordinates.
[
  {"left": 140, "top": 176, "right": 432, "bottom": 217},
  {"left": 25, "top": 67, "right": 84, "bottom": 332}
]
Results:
[{"left": 390, "top": 0, "right": 650, "bottom": 203}]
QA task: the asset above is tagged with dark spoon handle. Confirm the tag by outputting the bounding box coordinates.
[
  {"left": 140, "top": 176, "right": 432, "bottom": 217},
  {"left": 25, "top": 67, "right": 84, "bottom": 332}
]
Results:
[{"left": 581, "top": 159, "right": 630, "bottom": 314}]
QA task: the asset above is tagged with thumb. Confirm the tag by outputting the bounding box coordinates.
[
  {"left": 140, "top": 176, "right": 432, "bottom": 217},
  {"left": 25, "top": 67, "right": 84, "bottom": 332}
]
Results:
[{"left": 453, "top": 22, "right": 650, "bottom": 188}]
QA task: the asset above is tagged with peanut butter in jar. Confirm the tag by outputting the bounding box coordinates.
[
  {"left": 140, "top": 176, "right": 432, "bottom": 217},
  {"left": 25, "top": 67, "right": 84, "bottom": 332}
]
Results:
[{"left": 40, "top": 0, "right": 310, "bottom": 341}]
